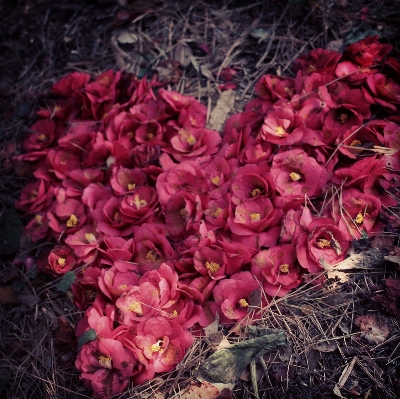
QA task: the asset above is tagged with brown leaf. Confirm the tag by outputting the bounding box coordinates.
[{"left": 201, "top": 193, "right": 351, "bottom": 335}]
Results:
[
  {"left": 55, "top": 316, "right": 77, "bottom": 352},
  {"left": 354, "top": 314, "right": 390, "bottom": 344},
  {"left": 0, "top": 286, "right": 21, "bottom": 304},
  {"left": 179, "top": 382, "right": 220, "bottom": 399},
  {"left": 173, "top": 43, "right": 193, "bottom": 68}
]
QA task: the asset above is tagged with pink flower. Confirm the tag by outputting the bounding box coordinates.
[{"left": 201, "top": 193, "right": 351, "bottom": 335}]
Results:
[
  {"left": 71, "top": 266, "right": 102, "bottom": 310},
  {"left": 15, "top": 179, "right": 54, "bottom": 214},
  {"left": 135, "top": 316, "right": 193, "bottom": 374},
  {"left": 363, "top": 73, "right": 400, "bottom": 111},
  {"left": 46, "top": 245, "right": 77, "bottom": 276},
  {"left": 193, "top": 246, "right": 228, "bottom": 280},
  {"left": 47, "top": 198, "right": 86, "bottom": 235},
  {"left": 98, "top": 267, "right": 140, "bottom": 301},
  {"left": 270, "top": 149, "right": 330, "bottom": 199},
  {"left": 65, "top": 225, "right": 104, "bottom": 258},
  {"left": 132, "top": 224, "right": 174, "bottom": 274},
  {"left": 76, "top": 338, "right": 137, "bottom": 399},
  {"left": 98, "top": 236, "right": 135, "bottom": 272},
  {"left": 213, "top": 271, "right": 263, "bottom": 324},
  {"left": 279, "top": 208, "right": 305, "bottom": 245},
  {"left": 46, "top": 148, "right": 81, "bottom": 180},
  {"left": 255, "top": 75, "right": 297, "bottom": 101},
  {"left": 110, "top": 165, "right": 147, "bottom": 196},
  {"left": 63, "top": 168, "right": 104, "bottom": 198},
  {"left": 24, "top": 213, "right": 50, "bottom": 242},
  {"left": 261, "top": 105, "right": 306, "bottom": 145},
  {"left": 343, "top": 35, "right": 392, "bottom": 67},
  {"left": 23, "top": 119, "right": 56, "bottom": 152},
  {"left": 251, "top": 245, "right": 302, "bottom": 297},
  {"left": 294, "top": 48, "right": 342, "bottom": 75},
  {"left": 296, "top": 218, "right": 350, "bottom": 273}
]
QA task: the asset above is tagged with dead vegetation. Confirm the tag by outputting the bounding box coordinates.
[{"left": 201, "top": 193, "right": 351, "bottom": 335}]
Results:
[{"left": 1, "top": 0, "right": 400, "bottom": 398}]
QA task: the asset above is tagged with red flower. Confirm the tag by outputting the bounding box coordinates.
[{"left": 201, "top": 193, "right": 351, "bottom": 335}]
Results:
[
  {"left": 47, "top": 198, "right": 86, "bottom": 235},
  {"left": 294, "top": 48, "right": 342, "bottom": 75},
  {"left": 135, "top": 316, "right": 193, "bottom": 374},
  {"left": 110, "top": 165, "right": 147, "bottom": 196},
  {"left": 65, "top": 225, "right": 104, "bottom": 258},
  {"left": 279, "top": 208, "right": 305, "bottom": 245},
  {"left": 335, "top": 61, "right": 376, "bottom": 84},
  {"left": 24, "top": 214, "right": 50, "bottom": 242},
  {"left": 46, "top": 245, "right": 77, "bottom": 276},
  {"left": 344, "top": 35, "right": 392, "bottom": 67},
  {"left": 76, "top": 338, "right": 137, "bottom": 399},
  {"left": 194, "top": 246, "right": 228, "bottom": 280},
  {"left": 98, "top": 267, "right": 140, "bottom": 301},
  {"left": 98, "top": 236, "right": 135, "bottom": 272},
  {"left": 213, "top": 271, "right": 263, "bottom": 324},
  {"left": 23, "top": 119, "right": 56, "bottom": 152},
  {"left": 15, "top": 179, "right": 54, "bottom": 214},
  {"left": 270, "top": 149, "right": 329, "bottom": 199},
  {"left": 363, "top": 73, "right": 400, "bottom": 111},
  {"left": 255, "top": 75, "right": 297, "bottom": 101},
  {"left": 71, "top": 266, "right": 102, "bottom": 310},
  {"left": 62, "top": 168, "right": 104, "bottom": 198},
  {"left": 251, "top": 245, "right": 301, "bottom": 297},
  {"left": 296, "top": 218, "right": 350, "bottom": 273},
  {"left": 261, "top": 105, "right": 306, "bottom": 145},
  {"left": 51, "top": 72, "right": 90, "bottom": 100},
  {"left": 132, "top": 224, "right": 174, "bottom": 274},
  {"left": 331, "top": 188, "right": 382, "bottom": 240},
  {"left": 46, "top": 148, "right": 81, "bottom": 180}
]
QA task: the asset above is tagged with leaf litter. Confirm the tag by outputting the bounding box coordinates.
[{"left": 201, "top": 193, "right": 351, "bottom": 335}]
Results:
[{"left": 1, "top": 0, "right": 400, "bottom": 398}]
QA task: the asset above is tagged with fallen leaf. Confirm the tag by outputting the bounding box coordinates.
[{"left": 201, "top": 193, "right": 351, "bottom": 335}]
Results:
[
  {"left": 173, "top": 42, "right": 193, "bottom": 68},
  {"left": 314, "top": 340, "right": 337, "bottom": 352},
  {"left": 116, "top": 30, "right": 138, "bottom": 44},
  {"left": 326, "top": 39, "right": 344, "bottom": 52},
  {"left": 333, "top": 356, "right": 357, "bottom": 399},
  {"left": 200, "top": 64, "right": 214, "bottom": 80},
  {"left": 327, "top": 270, "right": 349, "bottom": 283},
  {"left": 18, "top": 293, "right": 40, "bottom": 308},
  {"left": 179, "top": 382, "right": 220, "bottom": 399},
  {"left": 208, "top": 89, "right": 235, "bottom": 132},
  {"left": 78, "top": 329, "right": 97, "bottom": 350},
  {"left": 57, "top": 271, "right": 76, "bottom": 293},
  {"left": 0, "top": 286, "right": 21, "bottom": 305},
  {"left": 196, "top": 329, "right": 286, "bottom": 384},
  {"left": 328, "top": 249, "right": 384, "bottom": 271},
  {"left": 354, "top": 314, "right": 390, "bottom": 344}
]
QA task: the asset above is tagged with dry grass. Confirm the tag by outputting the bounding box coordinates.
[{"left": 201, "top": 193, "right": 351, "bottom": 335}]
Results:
[{"left": 1, "top": 0, "right": 400, "bottom": 398}]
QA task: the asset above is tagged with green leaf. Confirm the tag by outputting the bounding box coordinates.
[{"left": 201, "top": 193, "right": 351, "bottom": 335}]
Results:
[
  {"left": 78, "top": 329, "right": 97, "bottom": 350},
  {"left": 0, "top": 209, "right": 22, "bottom": 256},
  {"left": 56, "top": 271, "right": 76, "bottom": 293}
]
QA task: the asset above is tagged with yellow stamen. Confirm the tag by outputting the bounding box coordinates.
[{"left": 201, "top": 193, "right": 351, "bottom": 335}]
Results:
[
  {"left": 58, "top": 258, "right": 66, "bottom": 266},
  {"left": 151, "top": 340, "right": 163, "bottom": 352},
  {"left": 66, "top": 214, "right": 78, "bottom": 228},
  {"left": 128, "top": 301, "right": 143, "bottom": 315},
  {"left": 290, "top": 172, "right": 302, "bottom": 181},
  {"left": 316, "top": 239, "right": 331, "bottom": 248},
  {"left": 180, "top": 208, "right": 187, "bottom": 217},
  {"left": 355, "top": 213, "right": 364, "bottom": 224},
  {"left": 85, "top": 233, "right": 97, "bottom": 244},
  {"left": 275, "top": 126, "right": 286, "bottom": 137},
  {"left": 238, "top": 299, "right": 249, "bottom": 308},
  {"left": 119, "top": 284, "right": 127, "bottom": 290},
  {"left": 186, "top": 135, "right": 196, "bottom": 146},
  {"left": 147, "top": 133, "right": 154, "bottom": 140},
  {"left": 35, "top": 215, "right": 43, "bottom": 224},
  {"left": 212, "top": 207, "right": 222, "bottom": 217},
  {"left": 170, "top": 310, "right": 178, "bottom": 318},
  {"left": 250, "top": 213, "right": 261, "bottom": 222},
  {"left": 211, "top": 176, "right": 221, "bottom": 186},
  {"left": 350, "top": 140, "right": 362, "bottom": 147},
  {"left": 114, "top": 212, "right": 121, "bottom": 223},
  {"left": 127, "top": 183, "right": 136, "bottom": 190},
  {"left": 38, "top": 133, "right": 46, "bottom": 141},
  {"left": 338, "top": 113, "right": 348, "bottom": 124},
  {"left": 131, "top": 195, "right": 147, "bottom": 208},
  {"left": 98, "top": 355, "right": 112, "bottom": 370},
  {"left": 251, "top": 188, "right": 261, "bottom": 197},
  {"left": 279, "top": 264, "right": 290, "bottom": 273},
  {"left": 145, "top": 250, "right": 157, "bottom": 263},
  {"left": 205, "top": 262, "right": 220, "bottom": 273}
]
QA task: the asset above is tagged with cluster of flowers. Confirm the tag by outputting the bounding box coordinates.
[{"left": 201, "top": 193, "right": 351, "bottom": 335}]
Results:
[{"left": 15, "top": 36, "right": 400, "bottom": 398}]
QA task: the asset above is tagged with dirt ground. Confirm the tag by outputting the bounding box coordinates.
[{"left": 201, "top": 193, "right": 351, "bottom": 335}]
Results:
[{"left": 1, "top": 0, "right": 400, "bottom": 398}]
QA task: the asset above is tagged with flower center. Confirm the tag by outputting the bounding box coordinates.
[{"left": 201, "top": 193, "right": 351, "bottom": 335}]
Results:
[
  {"left": 85, "top": 233, "right": 97, "bottom": 243},
  {"left": 84, "top": 289, "right": 97, "bottom": 301},
  {"left": 148, "top": 133, "right": 154, "bottom": 140},
  {"left": 251, "top": 188, "right": 261, "bottom": 197},
  {"left": 250, "top": 213, "right": 261, "bottom": 222},
  {"left": 131, "top": 195, "right": 147, "bottom": 208},
  {"left": 338, "top": 113, "right": 348, "bottom": 124},
  {"left": 146, "top": 250, "right": 157, "bottom": 263},
  {"left": 212, "top": 207, "right": 222, "bottom": 217},
  {"left": 127, "top": 183, "right": 136, "bottom": 190},
  {"left": 211, "top": 176, "right": 221, "bottom": 186},
  {"left": 35, "top": 214, "right": 43, "bottom": 224},
  {"left": 66, "top": 214, "right": 78, "bottom": 228},
  {"left": 205, "top": 261, "right": 220, "bottom": 273},
  {"left": 119, "top": 284, "right": 127, "bottom": 290},
  {"left": 170, "top": 310, "right": 178, "bottom": 318},
  {"left": 57, "top": 257, "right": 66, "bottom": 266},
  {"left": 128, "top": 300, "right": 143, "bottom": 315},
  {"left": 38, "top": 133, "right": 47, "bottom": 141},
  {"left": 186, "top": 135, "right": 196, "bottom": 146},
  {"left": 238, "top": 298, "right": 249, "bottom": 308},
  {"left": 180, "top": 208, "right": 187, "bottom": 217},
  {"left": 151, "top": 340, "right": 164, "bottom": 353},
  {"left": 350, "top": 139, "right": 363, "bottom": 153},
  {"left": 279, "top": 263, "right": 290, "bottom": 273},
  {"left": 114, "top": 212, "right": 121, "bottom": 223},
  {"left": 355, "top": 212, "right": 364, "bottom": 224},
  {"left": 30, "top": 189, "right": 38, "bottom": 200},
  {"left": 289, "top": 172, "right": 302, "bottom": 181},
  {"left": 316, "top": 238, "right": 331, "bottom": 248},
  {"left": 275, "top": 126, "right": 286, "bottom": 137},
  {"left": 98, "top": 355, "right": 112, "bottom": 370}
]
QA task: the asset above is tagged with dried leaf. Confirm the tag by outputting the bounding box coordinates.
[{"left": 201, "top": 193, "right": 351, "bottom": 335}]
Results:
[
  {"left": 0, "top": 286, "right": 21, "bottom": 305},
  {"left": 173, "top": 43, "right": 193, "bottom": 68},
  {"left": 354, "top": 314, "right": 390, "bottom": 344},
  {"left": 327, "top": 270, "right": 349, "bottom": 284},
  {"left": 208, "top": 89, "right": 235, "bottom": 132},
  {"left": 18, "top": 293, "right": 40, "bottom": 308},
  {"left": 200, "top": 64, "right": 214, "bottom": 80},
  {"left": 196, "top": 329, "right": 286, "bottom": 384},
  {"left": 179, "top": 382, "right": 220, "bottom": 399},
  {"left": 328, "top": 249, "right": 384, "bottom": 271},
  {"left": 314, "top": 340, "right": 337, "bottom": 352},
  {"left": 116, "top": 30, "right": 138, "bottom": 44},
  {"left": 333, "top": 356, "right": 357, "bottom": 399}
]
